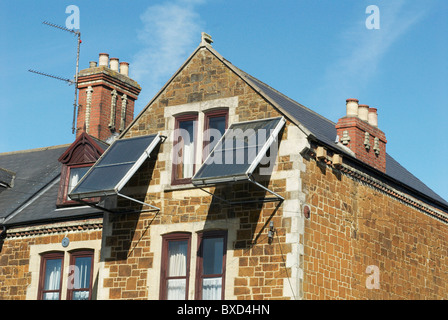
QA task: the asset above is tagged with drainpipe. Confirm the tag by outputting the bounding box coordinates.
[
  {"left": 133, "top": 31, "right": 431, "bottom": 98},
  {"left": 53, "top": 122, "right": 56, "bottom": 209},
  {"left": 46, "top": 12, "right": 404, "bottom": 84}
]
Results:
[{"left": 0, "top": 225, "right": 7, "bottom": 252}]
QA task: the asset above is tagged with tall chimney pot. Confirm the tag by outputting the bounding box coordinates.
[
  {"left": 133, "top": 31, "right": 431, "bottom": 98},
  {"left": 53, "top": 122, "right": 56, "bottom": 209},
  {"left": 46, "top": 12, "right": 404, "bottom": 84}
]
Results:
[
  {"left": 120, "top": 62, "right": 129, "bottom": 77},
  {"left": 99, "top": 53, "right": 109, "bottom": 67},
  {"left": 346, "top": 98, "right": 359, "bottom": 117},
  {"left": 358, "top": 104, "right": 369, "bottom": 121},
  {"left": 368, "top": 108, "right": 378, "bottom": 127},
  {"left": 110, "top": 58, "right": 119, "bottom": 72}
]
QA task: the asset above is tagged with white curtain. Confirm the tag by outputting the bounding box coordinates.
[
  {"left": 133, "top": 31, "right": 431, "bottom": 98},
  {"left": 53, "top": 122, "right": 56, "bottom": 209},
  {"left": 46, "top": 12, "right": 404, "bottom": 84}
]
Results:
[
  {"left": 43, "top": 260, "right": 61, "bottom": 300},
  {"left": 183, "top": 139, "right": 195, "bottom": 178},
  {"left": 167, "top": 279, "right": 187, "bottom": 300},
  {"left": 72, "top": 257, "right": 91, "bottom": 300},
  {"left": 180, "top": 123, "right": 195, "bottom": 178},
  {"left": 167, "top": 241, "right": 187, "bottom": 299},
  {"left": 202, "top": 277, "right": 222, "bottom": 300},
  {"left": 68, "top": 167, "right": 89, "bottom": 194},
  {"left": 69, "top": 170, "right": 82, "bottom": 193},
  {"left": 72, "top": 290, "right": 89, "bottom": 300}
]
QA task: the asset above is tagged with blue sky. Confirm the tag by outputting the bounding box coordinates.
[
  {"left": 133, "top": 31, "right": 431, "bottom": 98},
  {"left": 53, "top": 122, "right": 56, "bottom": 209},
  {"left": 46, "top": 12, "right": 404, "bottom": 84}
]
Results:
[{"left": 0, "top": 0, "right": 447, "bottom": 201}]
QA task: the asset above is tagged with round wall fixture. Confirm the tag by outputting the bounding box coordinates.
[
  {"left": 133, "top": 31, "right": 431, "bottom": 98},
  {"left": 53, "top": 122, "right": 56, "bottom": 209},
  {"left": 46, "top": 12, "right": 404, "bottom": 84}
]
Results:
[
  {"left": 303, "top": 205, "right": 311, "bottom": 219},
  {"left": 62, "top": 237, "right": 70, "bottom": 248}
]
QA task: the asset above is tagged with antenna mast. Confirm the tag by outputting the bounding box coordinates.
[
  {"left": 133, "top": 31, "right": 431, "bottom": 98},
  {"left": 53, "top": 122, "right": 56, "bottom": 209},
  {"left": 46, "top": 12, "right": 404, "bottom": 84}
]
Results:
[{"left": 29, "top": 21, "right": 81, "bottom": 134}]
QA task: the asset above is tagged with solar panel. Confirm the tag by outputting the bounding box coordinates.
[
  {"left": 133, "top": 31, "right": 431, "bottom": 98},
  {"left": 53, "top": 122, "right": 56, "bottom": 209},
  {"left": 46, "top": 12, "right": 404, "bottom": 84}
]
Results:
[
  {"left": 69, "top": 134, "right": 161, "bottom": 200},
  {"left": 192, "top": 117, "right": 285, "bottom": 186}
]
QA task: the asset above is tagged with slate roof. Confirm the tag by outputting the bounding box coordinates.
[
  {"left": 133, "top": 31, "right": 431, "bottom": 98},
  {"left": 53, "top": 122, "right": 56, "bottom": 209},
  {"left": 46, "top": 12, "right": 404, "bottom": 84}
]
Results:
[
  {"left": 0, "top": 144, "right": 103, "bottom": 227},
  {"left": 236, "top": 65, "right": 448, "bottom": 210},
  {"left": 0, "top": 145, "right": 68, "bottom": 221}
]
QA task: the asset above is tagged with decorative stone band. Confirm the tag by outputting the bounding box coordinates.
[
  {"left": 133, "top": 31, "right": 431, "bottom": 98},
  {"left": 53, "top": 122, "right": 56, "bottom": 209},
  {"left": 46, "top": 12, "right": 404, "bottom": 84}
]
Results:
[
  {"left": 120, "top": 94, "right": 128, "bottom": 132},
  {"left": 85, "top": 86, "right": 93, "bottom": 133},
  {"left": 5, "top": 221, "right": 103, "bottom": 239},
  {"left": 109, "top": 89, "right": 118, "bottom": 130},
  {"left": 338, "top": 165, "right": 448, "bottom": 223}
]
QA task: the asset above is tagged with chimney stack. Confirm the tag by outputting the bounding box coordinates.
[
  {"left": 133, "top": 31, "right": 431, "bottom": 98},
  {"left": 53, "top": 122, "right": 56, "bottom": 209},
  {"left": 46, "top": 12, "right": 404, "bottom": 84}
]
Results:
[
  {"left": 75, "top": 53, "right": 141, "bottom": 141},
  {"left": 336, "top": 99, "right": 387, "bottom": 172}
]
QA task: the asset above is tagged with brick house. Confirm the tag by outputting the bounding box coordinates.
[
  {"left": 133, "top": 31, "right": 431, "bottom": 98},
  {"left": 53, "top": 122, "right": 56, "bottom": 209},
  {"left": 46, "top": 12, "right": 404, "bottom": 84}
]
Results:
[
  {"left": 0, "top": 54, "right": 140, "bottom": 300},
  {"left": 1, "top": 33, "right": 448, "bottom": 300}
]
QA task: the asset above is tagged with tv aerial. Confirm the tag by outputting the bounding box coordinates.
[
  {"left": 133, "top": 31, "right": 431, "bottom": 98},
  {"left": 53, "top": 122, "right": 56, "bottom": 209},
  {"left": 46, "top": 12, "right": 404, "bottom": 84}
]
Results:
[{"left": 28, "top": 21, "right": 81, "bottom": 134}]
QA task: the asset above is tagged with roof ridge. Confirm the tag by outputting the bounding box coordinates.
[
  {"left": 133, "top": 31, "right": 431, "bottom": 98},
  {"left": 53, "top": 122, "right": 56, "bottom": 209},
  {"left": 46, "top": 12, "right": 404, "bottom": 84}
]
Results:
[{"left": 0, "top": 144, "right": 71, "bottom": 156}]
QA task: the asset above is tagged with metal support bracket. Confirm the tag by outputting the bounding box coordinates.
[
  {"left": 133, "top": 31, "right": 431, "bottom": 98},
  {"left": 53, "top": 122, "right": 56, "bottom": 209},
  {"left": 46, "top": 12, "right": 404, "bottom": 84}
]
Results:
[
  {"left": 198, "top": 175, "right": 284, "bottom": 206},
  {"left": 116, "top": 192, "right": 160, "bottom": 212}
]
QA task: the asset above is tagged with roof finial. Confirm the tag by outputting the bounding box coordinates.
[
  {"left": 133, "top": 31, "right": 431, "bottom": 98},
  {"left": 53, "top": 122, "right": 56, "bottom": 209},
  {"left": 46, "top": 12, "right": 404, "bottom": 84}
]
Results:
[{"left": 201, "top": 32, "right": 213, "bottom": 46}]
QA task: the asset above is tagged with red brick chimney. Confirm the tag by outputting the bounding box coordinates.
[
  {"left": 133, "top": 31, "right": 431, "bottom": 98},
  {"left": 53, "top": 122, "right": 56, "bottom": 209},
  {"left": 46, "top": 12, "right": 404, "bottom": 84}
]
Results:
[
  {"left": 76, "top": 53, "right": 141, "bottom": 142},
  {"left": 336, "top": 99, "right": 387, "bottom": 172}
]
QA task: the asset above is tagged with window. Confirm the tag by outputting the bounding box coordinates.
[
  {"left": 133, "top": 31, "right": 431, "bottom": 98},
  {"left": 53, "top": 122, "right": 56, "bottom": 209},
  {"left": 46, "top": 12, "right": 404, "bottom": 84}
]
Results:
[
  {"left": 37, "top": 250, "right": 96, "bottom": 300},
  {"left": 172, "top": 114, "right": 198, "bottom": 184},
  {"left": 38, "top": 252, "right": 64, "bottom": 300},
  {"left": 203, "top": 109, "right": 228, "bottom": 161},
  {"left": 195, "top": 231, "right": 227, "bottom": 300},
  {"left": 57, "top": 132, "right": 106, "bottom": 207},
  {"left": 67, "top": 250, "right": 94, "bottom": 300},
  {"left": 158, "top": 231, "right": 228, "bottom": 300},
  {"left": 67, "top": 165, "right": 91, "bottom": 198},
  {"left": 58, "top": 164, "right": 93, "bottom": 205},
  {"left": 160, "top": 233, "right": 191, "bottom": 300}
]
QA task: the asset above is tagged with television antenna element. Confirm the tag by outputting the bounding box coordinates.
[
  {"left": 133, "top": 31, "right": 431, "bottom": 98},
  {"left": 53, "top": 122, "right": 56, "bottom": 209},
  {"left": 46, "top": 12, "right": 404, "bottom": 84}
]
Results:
[{"left": 28, "top": 21, "right": 81, "bottom": 134}]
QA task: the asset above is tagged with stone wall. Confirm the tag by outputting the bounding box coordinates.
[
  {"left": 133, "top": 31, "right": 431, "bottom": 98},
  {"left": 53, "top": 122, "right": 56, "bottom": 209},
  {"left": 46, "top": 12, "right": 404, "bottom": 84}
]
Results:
[
  {"left": 100, "top": 47, "right": 307, "bottom": 300},
  {"left": 0, "top": 219, "right": 102, "bottom": 300},
  {"left": 302, "top": 155, "right": 448, "bottom": 299}
]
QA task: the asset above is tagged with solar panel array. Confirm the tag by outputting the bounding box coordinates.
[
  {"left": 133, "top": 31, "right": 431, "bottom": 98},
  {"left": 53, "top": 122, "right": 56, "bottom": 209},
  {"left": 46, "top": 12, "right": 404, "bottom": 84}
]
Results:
[
  {"left": 192, "top": 117, "right": 285, "bottom": 186},
  {"left": 69, "top": 134, "right": 160, "bottom": 199}
]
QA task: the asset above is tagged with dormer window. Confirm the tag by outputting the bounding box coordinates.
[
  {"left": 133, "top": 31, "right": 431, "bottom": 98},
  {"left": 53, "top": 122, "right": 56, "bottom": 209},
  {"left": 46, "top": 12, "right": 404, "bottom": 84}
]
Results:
[
  {"left": 67, "top": 166, "right": 91, "bottom": 196},
  {"left": 57, "top": 133, "right": 106, "bottom": 207},
  {"left": 61, "top": 164, "right": 93, "bottom": 204}
]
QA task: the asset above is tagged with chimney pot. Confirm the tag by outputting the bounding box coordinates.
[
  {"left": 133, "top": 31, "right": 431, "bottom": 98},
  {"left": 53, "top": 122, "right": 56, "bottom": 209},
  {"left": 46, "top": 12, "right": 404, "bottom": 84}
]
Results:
[
  {"left": 99, "top": 53, "right": 109, "bottom": 67},
  {"left": 358, "top": 104, "right": 369, "bottom": 121},
  {"left": 110, "top": 58, "right": 119, "bottom": 72},
  {"left": 368, "top": 108, "right": 378, "bottom": 127},
  {"left": 346, "top": 98, "right": 359, "bottom": 117},
  {"left": 89, "top": 61, "right": 97, "bottom": 68},
  {"left": 120, "top": 62, "right": 129, "bottom": 77}
]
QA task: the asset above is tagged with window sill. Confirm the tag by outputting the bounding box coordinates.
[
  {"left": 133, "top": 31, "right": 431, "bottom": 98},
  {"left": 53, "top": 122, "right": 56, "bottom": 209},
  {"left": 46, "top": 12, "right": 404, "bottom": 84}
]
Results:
[{"left": 164, "top": 183, "right": 197, "bottom": 192}]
